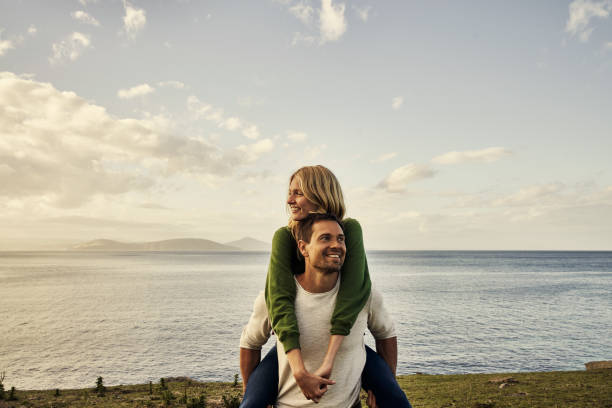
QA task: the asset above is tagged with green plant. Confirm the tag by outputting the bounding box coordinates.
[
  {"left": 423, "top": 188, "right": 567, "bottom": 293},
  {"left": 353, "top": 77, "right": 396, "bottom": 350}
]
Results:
[
  {"left": 221, "top": 393, "right": 241, "bottom": 408},
  {"left": 7, "top": 386, "right": 17, "bottom": 401},
  {"left": 233, "top": 373, "right": 239, "bottom": 387},
  {"left": 186, "top": 393, "right": 207, "bottom": 408},
  {"left": 55, "top": 388, "right": 60, "bottom": 397},
  {"left": 149, "top": 381, "right": 153, "bottom": 395},
  {"left": 161, "top": 389, "right": 175, "bottom": 406},
  {"left": 160, "top": 377, "right": 167, "bottom": 390},
  {"left": 0, "top": 371, "right": 5, "bottom": 400},
  {"left": 95, "top": 376, "right": 106, "bottom": 396}
]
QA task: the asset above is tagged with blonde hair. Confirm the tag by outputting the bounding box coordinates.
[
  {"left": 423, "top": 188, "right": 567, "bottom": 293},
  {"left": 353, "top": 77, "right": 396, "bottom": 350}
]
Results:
[{"left": 288, "top": 165, "right": 346, "bottom": 237}]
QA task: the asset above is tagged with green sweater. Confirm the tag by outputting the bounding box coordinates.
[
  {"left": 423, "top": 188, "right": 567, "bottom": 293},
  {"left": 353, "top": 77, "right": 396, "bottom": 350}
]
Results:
[{"left": 264, "top": 218, "right": 372, "bottom": 352}]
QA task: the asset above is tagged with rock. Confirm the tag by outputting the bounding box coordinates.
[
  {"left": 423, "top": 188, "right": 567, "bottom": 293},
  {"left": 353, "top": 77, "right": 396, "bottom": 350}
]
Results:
[
  {"left": 488, "top": 377, "right": 518, "bottom": 384},
  {"left": 499, "top": 383, "right": 512, "bottom": 389},
  {"left": 585, "top": 361, "right": 612, "bottom": 370}
]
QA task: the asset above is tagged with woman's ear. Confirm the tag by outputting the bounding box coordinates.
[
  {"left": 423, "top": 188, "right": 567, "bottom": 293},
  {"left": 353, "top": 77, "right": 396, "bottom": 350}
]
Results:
[{"left": 297, "top": 240, "right": 308, "bottom": 258}]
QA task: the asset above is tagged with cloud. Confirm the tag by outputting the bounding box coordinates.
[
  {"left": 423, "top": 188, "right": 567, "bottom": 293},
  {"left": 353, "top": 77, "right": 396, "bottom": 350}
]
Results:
[
  {"left": 305, "top": 144, "right": 327, "bottom": 159},
  {"left": 236, "top": 138, "right": 275, "bottom": 162},
  {"left": 28, "top": 25, "right": 37, "bottom": 36},
  {"left": 566, "top": 0, "right": 612, "bottom": 42},
  {"left": 0, "top": 72, "right": 257, "bottom": 208},
  {"left": 320, "top": 0, "right": 347, "bottom": 43},
  {"left": 187, "top": 95, "right": 260, "bottom": 139},
  {"left": 71, "top": 10, "right": 101, "bottom": 26},
  {"left": 49, "top": 32, "right": 91, "bottom": 64},
  {"left": 353, "top": 5, "right": 371, "bottom": 22},
  {"left": 123, "top": 1, "right": 147, "bottom": 38},
  {"left": 371, "top": 152, "right": 397, "bottom": 163},
  {"left": 432, "top": 147, "right": 512, "bottom": 165},
  {"left": 158, "top": 80, "right": 185, "bottom": 89},
  {"left": 287, "top": 131, "right": 307, "bottom": 142},
  {"left": 603, "top": 41, "right": 612, "bottom": 51},
  {"left": 78, "top": 0, "right": 98, "bottom": 5},
  {"left": 378, "top": 164, "right": 436, "bottom": 193},
  {"left": 492, "top": 183, "right": 565, "bottom": 207},
  {"left": 289, "top": 1, "right": 315, "bottom": 24},
  {"left": 117, "top": 83, "right": 155, "bottom": 99},
  {"left": 391, "top": 96, "right": 404, "bottom": 110},
  {"left": 292, "top": 32, "right": 317, "bottom": 46},
  {"left": 0, "top": 39, "right": 14, "bottom": 57}
]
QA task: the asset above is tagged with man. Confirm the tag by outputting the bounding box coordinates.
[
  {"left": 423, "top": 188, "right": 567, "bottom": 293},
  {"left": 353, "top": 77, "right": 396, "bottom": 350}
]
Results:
[{"left": 239, "top": 213, "right": 411, "bottom": 407}]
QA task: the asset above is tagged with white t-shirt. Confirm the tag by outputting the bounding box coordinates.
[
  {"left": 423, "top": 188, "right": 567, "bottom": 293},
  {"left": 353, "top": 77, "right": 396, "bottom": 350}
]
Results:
[{"left": 240, "top": 277, "right": 396, "bottom": 408}]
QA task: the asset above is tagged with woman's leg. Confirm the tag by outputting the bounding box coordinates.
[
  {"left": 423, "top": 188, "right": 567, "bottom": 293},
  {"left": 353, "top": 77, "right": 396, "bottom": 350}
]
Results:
[
  {"left": 240, "top": 346, "right": 279, "bottom": 408},
  {"left": 361, "top": 345, "right": 412, "bottom": 408}
]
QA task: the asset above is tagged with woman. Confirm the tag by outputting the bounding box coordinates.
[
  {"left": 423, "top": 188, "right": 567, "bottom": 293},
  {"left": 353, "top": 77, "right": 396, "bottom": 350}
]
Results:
[{"left": 241, "top": 165, "right": 410, "bottom": 408}]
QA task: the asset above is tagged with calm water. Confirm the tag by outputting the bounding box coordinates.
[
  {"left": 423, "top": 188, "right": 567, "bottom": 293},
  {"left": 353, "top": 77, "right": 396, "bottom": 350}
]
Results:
[{"left": 1, "top": 251, "right": 611, "bottom": 390}]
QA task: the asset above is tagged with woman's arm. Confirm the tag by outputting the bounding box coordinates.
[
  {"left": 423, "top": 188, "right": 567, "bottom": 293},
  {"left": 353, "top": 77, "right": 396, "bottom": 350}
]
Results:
[
  {"left": 332, "top": 218, "right": 372, "bottom": 335},
  {"left": 265, "top": 227, "right": 302, "bottom": 352}
]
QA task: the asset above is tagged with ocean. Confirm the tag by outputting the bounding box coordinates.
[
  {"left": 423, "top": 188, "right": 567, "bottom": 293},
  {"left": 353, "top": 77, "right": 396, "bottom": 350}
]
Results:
[{"left": 0, "top": 250, "right": 610, "bottom": 390}]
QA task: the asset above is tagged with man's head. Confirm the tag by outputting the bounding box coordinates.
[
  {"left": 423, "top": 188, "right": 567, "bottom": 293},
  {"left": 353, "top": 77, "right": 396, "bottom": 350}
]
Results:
[{"left": 296, "top": 213, "right": 346, "bottom": 274}]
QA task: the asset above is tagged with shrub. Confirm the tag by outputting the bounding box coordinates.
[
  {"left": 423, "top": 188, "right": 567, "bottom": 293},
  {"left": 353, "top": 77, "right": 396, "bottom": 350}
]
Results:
[
  {"left": 0, "top": 371, "right": 5, "bottom": 400},
  {"left": 221, "top": 393, "right": 241, "bottom": 408},
  {"left": 233, "top": 374, "right": 239, "bottom": 387},
  {"left": 95, "top": 376, "right": 106, "bottom": 396},
  {"left": 7, "top": 386, "right": 17, "bottom": 401},
  {"left": 161, "top": 389, "right": 175, "bottom": 406},
  {"left": 186, "top": 393, "right": 207, "bottom": 408},
  {"left": 160, "top": 377, "right": 167, "bottom": 390},
  {"left": 55, "top": 388, "right": 60, "bottom": 397},
  {"left": 149, "top": 381, "right": 153, "bottom": 395}
]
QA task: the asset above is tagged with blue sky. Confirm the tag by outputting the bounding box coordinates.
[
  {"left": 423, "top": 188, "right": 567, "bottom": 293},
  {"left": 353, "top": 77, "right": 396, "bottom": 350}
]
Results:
[{"left": 1, "top": 0, "right": 611, "bottom": 249}]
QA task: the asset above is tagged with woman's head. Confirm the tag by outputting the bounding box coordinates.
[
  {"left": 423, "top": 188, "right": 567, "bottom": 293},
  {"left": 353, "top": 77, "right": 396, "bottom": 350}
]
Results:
[{"left": 287, "top": 165, "right": 345, "bottom": 224}]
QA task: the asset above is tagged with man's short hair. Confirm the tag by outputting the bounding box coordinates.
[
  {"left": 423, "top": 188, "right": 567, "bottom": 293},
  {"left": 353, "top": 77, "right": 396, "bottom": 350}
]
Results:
[{"left": 295, "top": 213, "right": 344, "bottom": 244}]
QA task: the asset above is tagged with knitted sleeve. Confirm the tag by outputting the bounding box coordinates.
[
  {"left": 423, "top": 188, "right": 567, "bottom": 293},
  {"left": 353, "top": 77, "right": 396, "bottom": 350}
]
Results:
[
  {"left": 265, "top": 227, "right": 303, "bottom": 352},
  {"left": 331, "top": 218, "right": 372, "bottom": 336}
]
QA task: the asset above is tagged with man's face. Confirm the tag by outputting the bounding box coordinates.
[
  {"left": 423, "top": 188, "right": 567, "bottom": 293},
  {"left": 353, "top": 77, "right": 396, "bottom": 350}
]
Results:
[{"left": 302, "top": 220, "right": 346, "bottom": 274}]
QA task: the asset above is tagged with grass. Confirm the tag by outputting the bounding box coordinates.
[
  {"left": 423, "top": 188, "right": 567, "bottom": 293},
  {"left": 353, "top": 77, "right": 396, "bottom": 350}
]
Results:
[{"left": 0, "top": 370, "right": 610, "bottom": 407}]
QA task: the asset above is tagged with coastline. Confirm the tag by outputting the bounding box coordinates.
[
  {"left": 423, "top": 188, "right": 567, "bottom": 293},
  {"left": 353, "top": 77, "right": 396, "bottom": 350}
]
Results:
[{"left": 1, "top": 369, "right": 610, "bottom": 408}]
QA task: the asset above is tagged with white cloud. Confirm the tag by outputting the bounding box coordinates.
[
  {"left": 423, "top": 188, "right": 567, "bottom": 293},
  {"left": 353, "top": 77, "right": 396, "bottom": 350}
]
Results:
[
  {"left": 123, "top": 2, "right": 147, "bottom": 39},
  {"left": 71, "top": 10, "right": 101, "bottom": 26},
  {"left": 292, "top": 32, "right": 317, "bottom": 46},
  {"left": 242, "top": 125, "right": 260, "bottom": 139},
  {"left": 391, "top": 96, "right": 404, "bottom": 110},
  {"left": 287, "top": 131, "right": 307, "bottom": 142},
  {"left": 158, "top": 80, "right": 185, "bottom": 89},
  {"left": 603, "top": 41, "right": 612, "bottom": 51},
  {"left": 0, "top": 72, "right": 255, "bottom": 208},
  {"left": 320, "top": 0, "right": 347, "bottom": 43},
  {"left": 305, "top": 144, "right": 327, "bottom": 159},
  {"left": 236, "top": 138, "right": 275, "bottom": 162},
  {"left": 117, "top": 83, "right": 155, "bottom": 99},
  {"left": 432, "top": 147, "right": 512, "bottom": 165},
  {"left": 28, "top": 25, "right": 37, "bottom": 36},
  {"left": 378, "top": 164, "right": 436, "bottom": 193},
  {"left": 492, "top": 183, "right": 565, "bottom": 207},
  {"left": 371, "top": 152, "right": 397, "bottom": 163},
  {"left": 0, "top": 39, "right": 14, "bottom": 57},
  {"left": 187, "top": 95, "right": 260, "bottom": 139},
  {"left": 289, "top": 1, "right": 315, "bottom": 24},
  {"left": 353, "top": 5, "right": 371, "bottom": 22},
  {"left": 566, "top": 0, "right": 612, "bottom": 42},
  {"left": 49, "top": 32, "right": 91, "bottom": 64}
]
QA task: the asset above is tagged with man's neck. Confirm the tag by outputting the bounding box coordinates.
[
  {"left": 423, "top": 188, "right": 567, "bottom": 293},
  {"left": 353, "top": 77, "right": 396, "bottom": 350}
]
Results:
[{"left": 296, "top": 266, "right": 339, "bottom": 293}]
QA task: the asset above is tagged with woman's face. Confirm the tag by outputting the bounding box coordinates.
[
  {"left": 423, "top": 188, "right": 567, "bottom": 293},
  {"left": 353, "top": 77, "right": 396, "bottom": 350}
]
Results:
[{"left": 287, "top": 177, "right": 318, "bottom": 221}]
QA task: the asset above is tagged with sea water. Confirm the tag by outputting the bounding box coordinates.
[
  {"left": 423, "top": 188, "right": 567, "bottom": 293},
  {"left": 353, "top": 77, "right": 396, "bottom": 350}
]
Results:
[{"left": 0, "top": 251, "right": 610, "bottom": 389}]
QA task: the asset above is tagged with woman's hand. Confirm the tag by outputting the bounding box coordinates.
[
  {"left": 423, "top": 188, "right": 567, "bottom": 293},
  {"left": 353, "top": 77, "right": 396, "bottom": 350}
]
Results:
[
  {"left": 366, "top": 390, "right": 378, "bottom": 408},
  {"left": 293, "top": 369, "right": 335, "bottom": 403},
  {"left": 313, "top": 361, "right": 333, "bottom": 379}
]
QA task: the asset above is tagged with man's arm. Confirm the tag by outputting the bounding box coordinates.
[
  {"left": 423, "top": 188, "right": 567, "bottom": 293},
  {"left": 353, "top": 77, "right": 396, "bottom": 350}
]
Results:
[
  {"left": 375, "top": 337, "right": 397, "bottom": 376},
  {"left": 240, "top": 348, "right": 261, "bottom": 393}
]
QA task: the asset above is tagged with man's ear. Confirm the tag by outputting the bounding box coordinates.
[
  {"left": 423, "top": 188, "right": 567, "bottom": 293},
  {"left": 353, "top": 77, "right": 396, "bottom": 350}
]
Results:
[{"left": 297, "top": 240, "right": 308, "bottom": 258}]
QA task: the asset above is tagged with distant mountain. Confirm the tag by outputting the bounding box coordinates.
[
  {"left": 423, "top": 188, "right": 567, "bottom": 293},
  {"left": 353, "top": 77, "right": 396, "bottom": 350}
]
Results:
[
  {"left": 73, "top": 238, "right": 239, "bottom": 251},
  {"left": 225, "top": 237, "right": 270, "bottom": 251}
]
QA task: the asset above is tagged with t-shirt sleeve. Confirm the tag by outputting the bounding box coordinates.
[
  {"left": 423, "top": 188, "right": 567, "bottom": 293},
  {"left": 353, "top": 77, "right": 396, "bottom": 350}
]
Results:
[
  {"left": 240, "top": 292, "right": 273, "bottom": 350},
  {"left": 367, "top": 286, "right": 396, "bottom": 340},
  {"left": 265, "top": 227, "right": 301, "bottom": 352}
]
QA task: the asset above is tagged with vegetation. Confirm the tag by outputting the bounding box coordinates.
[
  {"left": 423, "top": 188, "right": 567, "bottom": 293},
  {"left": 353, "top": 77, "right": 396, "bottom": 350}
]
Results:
[
  {"left": 95, "top": 376, "right": 106, "bottom": 396},
  {"left": 0, "top": 370, "right": 609, "bottom": 407}
]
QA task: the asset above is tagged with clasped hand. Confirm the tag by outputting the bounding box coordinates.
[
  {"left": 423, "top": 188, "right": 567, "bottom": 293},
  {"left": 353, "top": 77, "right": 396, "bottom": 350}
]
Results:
[{"left": 293, "top": 363, "right": 335, "bottom": 403}]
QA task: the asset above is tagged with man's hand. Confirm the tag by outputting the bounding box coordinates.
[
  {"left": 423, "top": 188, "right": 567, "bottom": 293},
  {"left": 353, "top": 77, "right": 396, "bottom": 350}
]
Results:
[
  {"left": 313, "top": 361, "right": 333, "bottom": 379},
  {"left": 366, "top": 390, "right": 378, "bottom": 408},
  {"left": 293, "top": 369, "right": 335, "bottom": 403}
]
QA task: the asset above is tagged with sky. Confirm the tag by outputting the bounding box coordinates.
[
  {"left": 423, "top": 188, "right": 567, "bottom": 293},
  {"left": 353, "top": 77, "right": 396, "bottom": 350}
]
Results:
[{"left": 0, "top": 0, "right": 611, "bottom": 250}]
